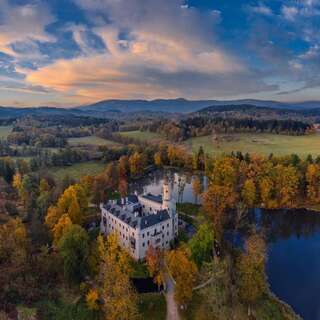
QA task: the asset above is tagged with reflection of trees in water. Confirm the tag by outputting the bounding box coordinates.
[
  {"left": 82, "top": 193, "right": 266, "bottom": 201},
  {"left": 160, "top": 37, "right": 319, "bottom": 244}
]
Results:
[
  {"left": 226, "top": 208, "right": 320, "bottom": 246},
  {"left": 256, "top": 209, "right": 320, "bottom": 242},
  {"left": 177, "top": 176, "right": 186, "bottom": 203}
]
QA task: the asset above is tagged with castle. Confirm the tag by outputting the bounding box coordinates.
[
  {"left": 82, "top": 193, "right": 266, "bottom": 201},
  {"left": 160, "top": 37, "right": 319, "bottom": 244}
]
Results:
[{"left": 100, "top": 180, "right": 178, "bottom": 260}]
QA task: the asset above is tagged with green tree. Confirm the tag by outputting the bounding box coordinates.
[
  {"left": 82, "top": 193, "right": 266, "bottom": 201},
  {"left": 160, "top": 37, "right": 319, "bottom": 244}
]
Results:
[
  {"left": 58, "top": 225, "right": 89, "bottom": 283},
  {"left": 189, "top": 223, "right": 214, "bottom": 268}
]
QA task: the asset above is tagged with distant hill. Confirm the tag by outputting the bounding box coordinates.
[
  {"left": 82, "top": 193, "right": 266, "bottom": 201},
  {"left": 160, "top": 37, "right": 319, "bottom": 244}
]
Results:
[
  {"left": 77, "top": 98, "right": 320, "bottom": 113},
  {"left": 0, "top": 99, "right": 320, "bottom": 119}
]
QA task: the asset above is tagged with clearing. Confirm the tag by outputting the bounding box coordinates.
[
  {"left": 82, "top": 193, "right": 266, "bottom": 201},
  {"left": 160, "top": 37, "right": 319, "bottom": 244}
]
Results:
[
  {"left": 68, "top": 136, "right": 120, "bottom": 147},
  {"left": 47, "top": 161, "right": 106, "bottom": 180},
  {"left": 119, "top": 130, "right": 163, "bottom": 142},
  {"left": 185, "top": 133, "right": 320, "bottom": 157},
  {"left": 0, "top": 125, "right": 13, "bottom": 139}
]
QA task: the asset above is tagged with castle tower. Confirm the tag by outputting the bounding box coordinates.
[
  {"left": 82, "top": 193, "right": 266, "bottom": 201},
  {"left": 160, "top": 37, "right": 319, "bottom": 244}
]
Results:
[{"left": 162, "top": 178, "right": 175, "bottom": 218}]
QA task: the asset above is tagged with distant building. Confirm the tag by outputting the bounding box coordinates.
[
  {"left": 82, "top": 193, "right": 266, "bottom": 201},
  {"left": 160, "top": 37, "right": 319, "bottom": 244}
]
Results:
[{"left": 100, "top": 180, "right": 178, "bottom": 260}]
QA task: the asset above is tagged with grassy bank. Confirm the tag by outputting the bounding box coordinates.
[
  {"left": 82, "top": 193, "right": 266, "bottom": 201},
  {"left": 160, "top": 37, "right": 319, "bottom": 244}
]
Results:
[{"left": 185, "top": 133, "right": 320, "bottom": 157}]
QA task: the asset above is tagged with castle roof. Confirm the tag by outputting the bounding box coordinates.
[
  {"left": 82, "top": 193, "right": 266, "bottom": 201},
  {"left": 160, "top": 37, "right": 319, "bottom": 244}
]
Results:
[
  {"left": 140, "top": 193, "right": 163, "bottom": 204},
  {"left": 140, "top": 210, "right": 170, "bottom": 230}
]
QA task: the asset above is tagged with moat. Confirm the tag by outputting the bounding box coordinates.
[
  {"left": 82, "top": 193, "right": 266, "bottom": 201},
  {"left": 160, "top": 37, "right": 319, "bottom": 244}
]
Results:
[{"left": 132, "top": 169, "right": 320, "bottom": 320}]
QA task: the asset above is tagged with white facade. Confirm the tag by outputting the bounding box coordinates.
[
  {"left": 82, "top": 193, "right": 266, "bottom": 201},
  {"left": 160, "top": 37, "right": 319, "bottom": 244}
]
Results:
[{"left": 100, "top": 181, "right": 178, "bottom": 260}]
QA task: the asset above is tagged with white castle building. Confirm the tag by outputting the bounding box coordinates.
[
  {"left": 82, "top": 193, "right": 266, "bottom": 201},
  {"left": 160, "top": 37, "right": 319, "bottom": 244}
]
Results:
[{"left": 100, "top": 180, "right": 178, "bottom": 260}]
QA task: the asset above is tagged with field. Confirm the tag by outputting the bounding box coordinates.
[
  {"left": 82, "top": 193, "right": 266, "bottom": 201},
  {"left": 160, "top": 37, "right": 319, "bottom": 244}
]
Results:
[
  {"left": 185, "top": 133, "right": 320, "bottom": 157},
  {"left": 47, "top": 161, "right": 106, "bottom": 180},
  {"left": 119, "top": 130, "right": 163, "bottom": 142},
  {"left": 68, "top": 136, "right": 120, "bottom": 147},
  {"left": 0, "top": 125, "right": 12, "bottom": 138}
]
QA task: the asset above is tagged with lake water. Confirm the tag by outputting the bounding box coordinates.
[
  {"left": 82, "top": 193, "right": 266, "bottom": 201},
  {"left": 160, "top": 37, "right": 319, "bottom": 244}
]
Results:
[{"left": 134, "top": 169, "right": 320, "bottom": 320}]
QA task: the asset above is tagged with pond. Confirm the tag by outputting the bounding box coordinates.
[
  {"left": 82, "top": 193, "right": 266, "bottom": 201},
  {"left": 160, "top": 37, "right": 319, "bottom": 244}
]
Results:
[{"left": 133, "top": 169, "right": 320, "bottom": 320}]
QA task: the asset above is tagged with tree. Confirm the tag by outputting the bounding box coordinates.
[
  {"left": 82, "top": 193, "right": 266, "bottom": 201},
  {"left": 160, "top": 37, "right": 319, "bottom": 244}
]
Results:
[
  {"left": 119, "top": 155, "right": 130, "bottom": 179},
  {"left": 52, "top": 214, "right": 73, "bottom": 246},
  {"left": 241, "top": 179, "right": 256, "bottom": 208},
  {"left": 0, "top": 218, "right": 30, "bottom": 305},
  {"left": 129, "top": 152, "right": 144, "bottom": 177},
  {"left": 145, "top": 245, "right": 165, "bottom": 289},
  {"left": 189, "top": 223, "right": 214, "bottom": 268},
  {"left": 86, "top": 288, "right": 99, "bottom": 311},
  {"left": 99, "top": 233, "right": 138, "bottom": 320},
  {"left": 45, "top": 205, "right": 61, "bottom": 230},
  {"left": 306, "top": 164, "right": 320, "bottom": 203},
  {"left": 166, "top": 246, "right": 197, "bottom": 306},
  {"left": 237, "top": 233, "right": 267, "bottom": 315},
  {"left": 192, "top": 176, "right": 202, "bottom": 204},
  {"left": 154, "top": 151, "right": 162, "bottom": 167},
  {"left": 202, "top": 184, "right": 237, "bottom": 238},
  {"left": 58, "top": 225, "right": 89, "bottom": 283},
  {"left": 119, "top": 178, "right": 128, "bottom": 198}
]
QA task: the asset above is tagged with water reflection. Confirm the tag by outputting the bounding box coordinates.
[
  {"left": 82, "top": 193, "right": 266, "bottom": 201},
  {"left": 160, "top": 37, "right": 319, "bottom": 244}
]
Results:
[
  {"left": 131, "top": 170, "right": 320, "bottom": 320},
  {"left": 129, "top": 169, "right": 206, "bottom": 204}
]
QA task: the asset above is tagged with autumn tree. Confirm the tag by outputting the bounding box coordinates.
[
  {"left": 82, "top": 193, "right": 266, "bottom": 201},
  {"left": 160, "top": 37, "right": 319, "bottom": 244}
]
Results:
[
  {"left": 192, "top": 176, "right": 202, "bottom": 204},
  {"left": 166, "top": 246, "right": 198, "bottom": 307},
  {"left": 52, "top": 214, "right": 73, "bottom": 246},
  {"left": 119, "top": 155, "right": 130, "bottom": 179},
  {"left": 306, "top": 164, "right": 320, "bottom": 204},
  {"left": 119, "top": 178, "right": 128, "bottom": 198},
  {"left": 145, "top": 245, "right": 165, "bottom": 289},
  {"left": 129, "top": 152, "right": 145, "bottom": 177},
  {"left": 154, "top": 151, "right": 162, "bottom": 167},
  {"left": 99, "top": 233, "right": 139, "bottom": 320},
  {"left": 241, "top": 179, "right": 256, "bottom": 208},
  {"left": 236, "top": 233, "right": 267, "bottom": 315},
  {"left": 202, "top": 185, "right": 237, "bottom": 239}
]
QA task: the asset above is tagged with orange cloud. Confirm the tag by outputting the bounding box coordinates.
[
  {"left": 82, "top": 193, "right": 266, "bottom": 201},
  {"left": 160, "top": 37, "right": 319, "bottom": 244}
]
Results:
[{"left": 25, "top": 26, "right": 243, "bottom": 103}]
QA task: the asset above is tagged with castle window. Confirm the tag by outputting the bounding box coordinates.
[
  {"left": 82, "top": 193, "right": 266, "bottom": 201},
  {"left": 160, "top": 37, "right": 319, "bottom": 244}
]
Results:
[
  {"left": 162, "top": 226, "right": 164, "bottom": 230},
  {"left": 167, "top": 232, "right": 169, "bottom": 236},
  {"left": 142, "top": 243, "right": 145, "bottom": 247},
  {"left": 142, "top": 233, "right": 145, "bottom": 238},
  {"left": 147, "top": 232, "right": 149, "bottom": 236}
]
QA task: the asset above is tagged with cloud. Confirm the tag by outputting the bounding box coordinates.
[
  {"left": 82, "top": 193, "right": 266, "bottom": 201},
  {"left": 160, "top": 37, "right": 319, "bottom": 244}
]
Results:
[
  {"left": 0, "top": 1, "right": 55, "bottom": 57},
  {"left": 281, "top": 6, "right": 299, "bottom": 21},
  {"left": 250, "top": 3, "right": 273, "bottom": 16},
  {"left": 22, "top": 0, "right": 276, "bottom": 103}
]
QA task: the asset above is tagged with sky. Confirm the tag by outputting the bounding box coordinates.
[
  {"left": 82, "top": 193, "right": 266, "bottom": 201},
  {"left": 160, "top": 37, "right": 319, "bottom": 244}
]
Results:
[{"left": 0, "top": 0, "right": 320, "bottom": 107}]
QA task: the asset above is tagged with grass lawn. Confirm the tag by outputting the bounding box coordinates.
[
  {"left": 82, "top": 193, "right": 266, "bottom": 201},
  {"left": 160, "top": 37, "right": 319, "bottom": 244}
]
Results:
[
  {"left": 47, "top": 161, "right": 106, "bottom": 180},
  {"left": 185, "top": 132, "right": 320, "bottom": 157},
  {"left": 0, "top": 125, "right": 12, "bottom": 139},
  {"left": 119, "top": 130, "right": 163, "bottom": 142},
  {"left": 68, "top": 136, "right": 121, "bottom": 147},
  {"left": 138, "top": 293, "right": 166, "bottom": 320}
]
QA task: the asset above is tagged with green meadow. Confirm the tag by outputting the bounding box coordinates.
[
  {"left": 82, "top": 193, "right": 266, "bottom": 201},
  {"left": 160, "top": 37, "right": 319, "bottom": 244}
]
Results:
[
  {"left": 68, "top": 136, "right": 120, "bottom": 147},
  {"left": 0, "top": 125, "right": 13, "bottom": 139},
  {"left": 185, "top": 133, "right": 320, "bottom": 157},
  {"left": 47, "top": 161, "right": 106, "bottom": 180},
  {"left": 119, "top": 130, "right": 163, "bottom": 142}
]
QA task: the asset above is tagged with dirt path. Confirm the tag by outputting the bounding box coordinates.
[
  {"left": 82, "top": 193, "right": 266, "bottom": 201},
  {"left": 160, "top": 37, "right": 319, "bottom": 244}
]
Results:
[{"left": 165, "top": 274, "right": 180, "bottom": 320}]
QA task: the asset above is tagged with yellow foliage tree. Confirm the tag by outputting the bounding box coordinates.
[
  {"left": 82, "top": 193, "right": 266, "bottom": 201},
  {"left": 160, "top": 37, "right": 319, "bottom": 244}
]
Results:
[
  {"left": 52, "top": 214, "right": 73, "bottom": 246},
  {"left": 166, "top": 246, "right": 197, "bottom": 306},
  {"left": 86, "top": 288, "right": 99, "bottom": 311},
  {"left": 99, "top": 233, "right": 138, "bottom": 320}
]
